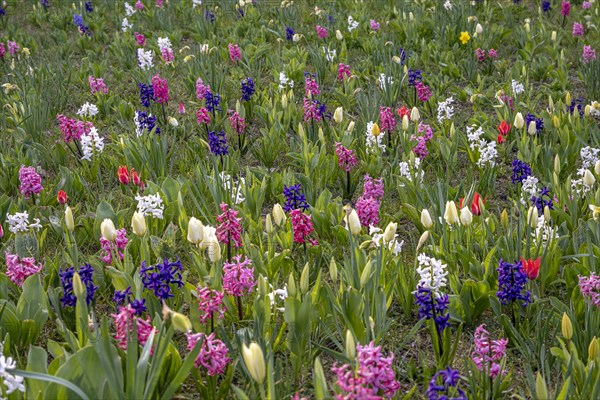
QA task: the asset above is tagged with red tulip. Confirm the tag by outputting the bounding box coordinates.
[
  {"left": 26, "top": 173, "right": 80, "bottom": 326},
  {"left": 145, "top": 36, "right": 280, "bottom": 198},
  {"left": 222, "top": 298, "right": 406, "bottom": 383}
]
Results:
[
  {"left": 520, "top": 257, "right": 541, "bottom": 280},
  {"left": 131, "top": 168, "right": 142, "bottom": 187},
  {"left": 57, "top": 190, "right": 68, "bottom": 205},
  {"left": 459, "top": 192, "right": 486, "bottom": 216},
  {"left": 497, "top": 134, "right": 505, "bottom": 144},
  {"left": 118, "top": 166, "right": 130, "bottom": 185},
  {"left": 498, "top": 120, "right": 511, "bottom": 136},
  {"left": 0, "top": 224, "right": 4, "bottom": 238},
  {"left": 396, "top": 105, "right": 411, "bottom": 120},
  {"left": 178, "top": 102, "right": 185, "bottom": 114}
]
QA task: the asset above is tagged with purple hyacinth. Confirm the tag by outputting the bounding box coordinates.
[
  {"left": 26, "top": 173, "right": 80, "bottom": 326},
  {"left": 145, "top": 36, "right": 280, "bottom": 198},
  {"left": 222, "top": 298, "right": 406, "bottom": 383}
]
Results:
[
  {"left": 524, "top": 113, "right": 544, "bottom": 133},
  {"left": 408, "top": 69, "right": 422, "bottom": 87},
  {"left": 138, "top": 83, "right": 154, "bottom": 108},
  {"left": 579, "top": 273, "right": 600, "bottom": 308},
  {"left": 204, "top": 10, "right": 216, "bottom": 23},
  {"left": 85, "top": 1, "right": 93, "bottom": 12},
  {"left": 222, "top": 255, "right": 256, "bottom": 297},
  {"left": 19, "top": 165, "right": 43, "bottom": 199},
  {"left": 135, "top": 110, "right": 160, "bottom": 135},
  {"left": 285, "top": 26, "right": 295, "bottom": 41},
  {"left": 497, "top": 259, "right": 531, "bottom": 307},
  {"left": 140, "top": 258, "right": 184, "bottom": 300},
  {"left": 511, "top": 159, "right": 531, "bottom": 184},
  {"left": 205, "top": 90, "right": 222, "bottom": 113},
  {"left": 113, "top": 286, "right": 133, "bottom": 306},
  {"left": 241, "top": 78, "right": 255, "bottom": 101},
  {"left": 283, "top": 184, "right": 309, "bottom": 212},
  {"left": 60, "top": 263, "right": 98, "bottom": 307},
  {"left": 414, "top": 286, "right": 451, "bottom": 333},
  {"left": 426, "top": 367, "right": 466, "bottom": 400},
  {"left": 208, "top": 130, "right": 229, "bottom": 156},
  {"left": 531, "top": 187, "right": 554, "bottom": 213}
]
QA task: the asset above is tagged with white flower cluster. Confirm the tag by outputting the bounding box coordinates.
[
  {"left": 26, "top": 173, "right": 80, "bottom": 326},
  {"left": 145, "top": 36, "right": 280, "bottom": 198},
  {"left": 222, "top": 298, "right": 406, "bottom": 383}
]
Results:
[
  {"left": 580, "top": 146, "right": 600, "bottom": 169},
  {"left": 466, "top": 125, "right": 497, "bottom": 168},
  {"left": 588, "top": 101, "right": 600, "bottom": 117},
  {"left": 366, "top": 121, "right": 385, "bottom": 153},
  {"left": 134, "top": 111, "right": 156, "bottom": 136},
  {"left": 81, "top": 126, "right": 105, "bottom": 161},
  {"left": 278, "top": 71, "right": 294, "bottom": 91},
  {"left": 77, "top": 102, "right": 98, "bottom": 118},
  {"left": 444, "top": 0, "right": 453, "bottom": 10},
  {"left": 571, "top": 168, "right": 594, "bottom": 196},
  {"left": 347, "top": 15, "right": 359, "bottom": 32},
  {"left": 0, "top": 342, "right": 25, "bottom": 396},
  {"left": 135, "top": 194, "right": 164, "bottom": 219},
  {"left": 267, "top": 284, "right": 288, "bottom": 312},
  {"left": 398, "top": 157, "right": 424, "bottom": 187},
  {"left": 533, "top": 215, "right": 559, "bottom": 247},
  {"left": 415, "top": 253, "right": 448, "bottom": 297},
  {"left": 511, "top": 79, "right": 525, "bottom": 96},
  {"left": 122, "top": 18, "right": 133, "bottom": 32},
  {"left": 157, "top": 37, "right": 172, "bottom": 53},
  {"left": 192, "top": 0, "right": 202, "bottom": 7},
  {"left": 124, "top": 2, "right": 136, "bottom": 16},
  {"left": 521, "top": 175, "right": 539, "bottom": 205},
  {"left": 369, "top": 225, "right": 404, "bottom": 256},
  {"left": 6, "top": 212, "right": 42, "bottom": 234},
  {"left": 137, "top": 48, "right": 154, "bottom": 70},
  {"left": 378, "top": 73, "right": 393, "bottom": 91},
  {"left": 322, "top": 47, "right": 336, "bottom": 62},
  {"left": 218, "top": 172, "right": 246, "bottom": 205},
  {"left": 437, "top": 97, "right": 455, "bottom": 123}
]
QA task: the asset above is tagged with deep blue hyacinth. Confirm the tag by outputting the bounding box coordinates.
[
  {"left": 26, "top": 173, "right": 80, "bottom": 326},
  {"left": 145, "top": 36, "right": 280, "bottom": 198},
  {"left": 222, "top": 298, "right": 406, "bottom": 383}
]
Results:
[
  {"left": 531, "top": 187, "right": 554, "bottom": 213},
  {"left": 0, "top": 6, "right": 5, "bottom": 15},
  {"left": 85, "top": 1, "right": 93, "bottom": 13},
  {"left": 205, "top": 10, "right": 215, "bottom": 23},
  {"left": 140, "top": 258, "right": 184, "bottom": 300},
  {"left": 130, "top": 298, "right": 147, "bottom": 316},
  {"left": 285, "top": 26, "right": 295, "bottom": 41},
  {"left": 283, "top": 184, "right": 310, "bottom": 212},
  {"left": 414, "top": 286, "right": 451, "bottom": 333},
  {"left": 408, "top": 69, "right": 422, "bottom": 87},
  {"left": 138, "top": 83, "right": 154, "bottom": 108},
  {"left": 542, "top": 0, "right": 551, "bottom": 12},
  {"left": 60, "top": 263, "right": 98, "bottom": 307},
  {"left": 135, "top": 110, "right": 160, "bottom": 135},
  {"left": 113, "top": 286, "right": 133, "bottom": 306},
  {"left": 497, "top": 259, "right": 531, "bottom": 307},
  {"left": 41, "top": 0, "right": 49, "bottom": 9},
  {"left": 399, "top": 47, "right": 407, "bottom": 65},
  {"left": 426, "top": 367, "right": 467, "bottom": 400},
  {"left": 73, "top": 14, "right": 83, "bottom": 26},
  {"left": 568, "top": 98, "right": 585, "bottom": 118},
  {"left": 205, "top": 90, "right": 222, "bottom": 113},
  {"left": 208, "top": 130, "right": 229, "bottom": 156},
  {"left": 241, "top": 78, "right": 255, "bottom": 101},
  {"left": 511, "top": 159, "right": 531, "bottom": 184},
  {"left": 525, "top": 113, "right": 544, "bottom": 133}
]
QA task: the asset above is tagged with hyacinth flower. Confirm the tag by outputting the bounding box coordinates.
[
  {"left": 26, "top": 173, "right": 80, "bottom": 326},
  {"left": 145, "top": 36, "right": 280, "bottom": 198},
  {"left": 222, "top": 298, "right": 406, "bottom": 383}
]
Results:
[
  {"left": 89, "top": 76, "right": 108, "bottom": 95},
  {"left": 578, "top": 273, "right": 600, "bottom": 308},
  {"left": 140, "top": 258, "right": 184, "bottom": 301},
  {"left": 186, "top": 332, "right": 230, "bottom": 376},
  {"left": 216, "top": 202, "right": 242, "bottom": 260},
  {"left": 100, "top": 228, "right": 128, "bottom": 264},
  {"left": 379, "top": 106, "right": 396, "bottom": 147},
  {"left": 304, "top": 72, "right": 321, "bottom": 97},
  {"left": 240, "top": 77, "right": 255, "bottom": 102},
  {"left": 283, "top": 184, "right": 310, "bottom": 212},
  {"left": 19, "top": 165, "right": 43, "bottom": 201},
  {"left": 222, "top": 255, "right": 256, "bottom": 319},
  {"left": 229, "top": 111, "right": 246, "bottom": 150},
  {"left": 151, "top": 74, "right": 169, "bottom": 121},
  {"left": 471, "top": 324, "right": 508, "bottom": 378},
  {"left": 335, "top": 142, "right": 358, "bottom": 196},
  {"left": 138, "top": 83, "right": 154, "bottom": 108},
  {"left": 228, "top": 43, "right": 242, "bottom": 63},
  {"left": 112, "top": 286, "right": 147, "bottom": 316},
  {"left": 356, "top": 175, "right": 384, "bottom": 227},
  {"left": 337, "top": 63, "right": 351, "bottom": 81},
  {"left": 4, "top": 252, "right": 43, "bottom": 286},
  {"left": 208, "top": 130, "right": 229, "bottom": 157},
  {"left": 331, "top": 341, "right": 401, "bottom": 399},
  {"left": 60, "top": 263, "right": 98, "bottom": 306},
  {"left": 497, "top": 259, "right": 531, "bottom": 324},
  {"left": 197, "top": 287, "right": 226, "bottom": 331},
  {"left": 112, "top": 304, "right": 155, "bottom": 351},
  {"left": 426, "top": 367, "right": 466, "bottom": 400},
  {"left": 290, "top": 209, "right": 318, "bottom": 248}
]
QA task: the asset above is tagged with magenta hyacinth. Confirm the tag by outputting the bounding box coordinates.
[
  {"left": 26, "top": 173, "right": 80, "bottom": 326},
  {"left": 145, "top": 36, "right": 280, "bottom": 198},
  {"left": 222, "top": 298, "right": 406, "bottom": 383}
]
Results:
[
  {"left": 337, "top": 63, "right": 351, "bottom": 81},
  {"left": 151, "top": 74, "right": 169, "bottom": 104},
  {"left": 362, "top": 175, "right": 384, "bottom": 201},
  {"left": 135, "top": 32, "right": 146, "bottom": 46},
  {"left": 216, "top": 203, "right": 243, "bottom": 248},
  {"left": 228, "top": 43, "right": 242, "bottom": 63},
  {"left": 303, "top": 97, "right": 322, "bottom": 122},
  {"left": 100, "top": 228, "right": 128, "bottom": 264},
  {"left": 222, "top": 255, "right": 256, "bottom": 297},
  {"left": 335, "top": 142, "right": 358, "bottom": 172},
  {"left": 161, "top": 47, "right": 174, "bottom": 63},
  {"left": 89, "top": 76, "right": 108, "bottom": 94},
  {"left": 19, "top": 165, "right": 43, "bottom": 200},
  {"left": 56, "top": 114, "right": 93, "bottom": 143},
  {"left": 112, "top": 304, "right": 155, "bottom": 350},
  {"left": 471, "top": 324, "right": 508, "bottom": 378},
  {"left": 572, "top": 22, "right": 584, "bottom": 37},
  {"left": 186, "top": 332, "right": 230, "bottom": 376},
  {"left": 475, "top": 48, "right": 486, "bottom": 62},
  {"left": 561, "top": 1, "right": 571, "bottom": 16},
  {"left": 5, "top": 252, "right": 43, "bottom": 286},
  {"left": 229, "top": 112, "right": 246, "bottom": 135},
  {"left": 316, "top": 25, "right": 328, "bottom": 39},
  {"left": 304, "top": 75, "right": 321, "bottom": 97},
  {"left": 488, "top": 49, "right": 498, "bottom": 59},
  {"left": 583, "top": 45, "right": 596, "bottom": 64},
  {"left": 197, "top": 287, "right": 226, "bottom": 323},
  {"left": 379, "top": 106, "right": 396, "bottom": 132},
  {"left": 290, "top": 209, "right": 318, "bottom": 246},
  {"left": 196, "top": 78, "right": 211, "bottom": 100},
  {"left": 415, "top": 82, "right": 432, "bottom": 102},
  {"left": 370, "top": 19, "right": 380, "bottom": 31},
  {"left": 356, "top": 196, "right": 380, "bottom": 227},
  {"left": 7, "top": 41, "right": 20, "bottom": 56},
  {"left": 0, "top": 43, "right": 5, "bottom": 59},
  {"left": 196, "top": 108, "right": 211, "bottom": 125},
  {"left": 411, "top": 122, "right": 434, "bottom": 159},
  {"left": 579, "top": 273, "right": 600, "bottom": 308}
]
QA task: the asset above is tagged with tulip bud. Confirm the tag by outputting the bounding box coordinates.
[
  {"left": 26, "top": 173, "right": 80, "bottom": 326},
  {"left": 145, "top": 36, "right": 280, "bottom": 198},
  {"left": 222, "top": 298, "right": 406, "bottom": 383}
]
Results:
[
  {"left": 347, "top": 121, "right": 355, "bottom": 134},
  {"left": 553, "top": 115, "right": 559, "bottom": 128},
  {"left": 535, "top": 373, "right": 548, "bottom": 400},
  {"left": 171, "top": 312, "right": 193, "bottom": 332},
  {"left": 585, "top": 105, "right": 591, "bottom": 117},
  {"left": 288, "top": 273, "right": 297, "bottom": 297},
  {"left": 583, "top": 169, "right": 596, "bottom": 187},
  {"left": 475, "top": 23, "right": 483, "bottom": 35},
  {"left": 346, "top": 209, "right": 361, "bottom": 235},
  {"left": 444, "top": 201, "right": 460, "bottom": 225},
  {"left": 551, "top": 31, "right": 557, "bottom": 41},
  {"left": 131, "top": 211, "right": 147, "bottom": 237},
  {"left": 449, "top": 122, "right": 455, "bottom": 139},
  {"left": 383, "top": 222, "right": 397, "bottom": 243},
  {"left": 345, "top": 330, "right": 356, "bottom": 360},
  {"left": 336, "top": 30, "right": 343, "bottom": 40},
  {"left": 187, "top": 217, "right": 204, "bottom": 245},
  {"left": 589, "top": 337, "right": 599, "bottom": 361},
  {"left": 421, "top": 209, "right": 434, "bottom": 229},
  {"left": 333, "top": 107, "right": 343, "bottom": 124},
  {"left": 554, "top": 155, "right": 561, "bottom": 174},
  {"left": 514, "top": 112, "right": 525, "bottom": 129},
  {"left": 417, "top": 231, "right": 429, "bottom": 252},
  {"left": 65, "top": 206, "right": 75, "bottom": 232},
  {"left": 300, "top": 263, "right": 310, "bottom": 293},
  {"left": 562, "top": 313, "right": 573, "bottom": 340},
  {"left": 402, "top": 115, "right": 409, "bottom": 131},
  {"left": 281, "top": 93, "right": 288, "bottom": 108},
  {"left": 460, "top": 206, "right": 473, "bottom": 226},
  {"left": 167, "top": 117, "right": 178, "bottom": 127},
  {"left": 410, "top": 107, "right": 420, "bottom": 122},
  {"left": 207, "top": 241, "right": 221, "bottom": 262},
  {"left": 524, "top": 22, "right": 530, "bottom": 33},
  {"left": 371, "top": 122, "right": 381, "bottom": 137},
  {"left": 548, "top": 96, "right": 554, "bottom": 113},
  {"left": 528, "top": 121, "right": 537, "bottom": 135},
  {"left": 360, "top": 260, "right": 372, "bottom": 287},
  {"left": 392, "top": 55, "right": 401, "bottom": 64},
  {"left": 329, "top": 257, "right": 338, "bottom": 282},
  {"left": 72, "top": 272, "right": 86, "bottom": 300},
  {"left": 565, "top": 92, "right": 571, "bottom": 106},
  {"left": 101, "top": 219, "right": 117, "bottom": 241},
  {"left": 242, "top": 343, "right": 266, "bottom": 384},
  {"left": 292, "top": 33, "right": 301, "bottom": 42},
  {"left": 265, "top": 214, "right": 274, "bottom": 234},
  {"left": 527, "top": 207, "right": 539, "bottom": 228},
  {"left": 544, "top": 205, "right": 551, "bottom": 222},
  {"left": 501, "top": 209, "right": 509, "bottom": 229}
]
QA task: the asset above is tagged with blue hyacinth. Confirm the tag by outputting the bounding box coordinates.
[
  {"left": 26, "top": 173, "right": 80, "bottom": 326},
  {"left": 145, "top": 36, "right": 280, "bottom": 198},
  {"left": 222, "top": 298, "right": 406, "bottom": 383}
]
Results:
[
  {"left": 140, "top": 258, "right": 184, "bottom": 300},
  {"left": 60, "top": 263, "right": 98, "bottom": 307},
  {"left": 283, "top": 184, "right": 310, "bottom": 212},
  {"left": 414, "top": 286, "right": 451, "bottom": 333},
  {"left": 241, "top": 78, "right": 255, "bottom": 101},
  {"left": 208, "top": 130, "right": 229, "bottom": 156},
  {"left": 497, "top": 259, "right": 531, "bottom": 307},
  {"left": 511, "top": 159, "right": 531, "bottom": 184}
]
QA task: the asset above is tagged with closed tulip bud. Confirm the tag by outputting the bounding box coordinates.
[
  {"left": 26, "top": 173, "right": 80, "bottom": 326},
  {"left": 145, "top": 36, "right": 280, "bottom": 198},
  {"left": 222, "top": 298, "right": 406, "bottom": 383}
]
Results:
[
  {"left": 548, "top": 96, "right": 554, "bottom": 113},
  {"left": 288, "top": 273, "right": 297, "bottom": 297},
  {"left": 300, "top": 263, "right": 310, "bottom": 293},
  {"left": 347, "top": 121, "right": 355, "bottom": 134},
  {"left": 333, "top": 107, "right": 343, "bottom": 123},
  {"left": 171, "top": 312, "right": 193, "bottom": 332},
  {"left": 131, "top": 211, "right": 146, "bottom": 237},
  {"left": 584, "top": 169, "right": 596, "bottom": 186},
  {"left": 595, "top": 160, "right": 600, "bottom": 176},
  {"left": 450, "top": 122, "right": 455, "bottom": 139},
  {"left": 565, "top": 92, "right": 571, "bottom": 106},
  {"left": 242, "top": 343, "right": 266, "bottom": 384},
  {"left": 421, "top": 209, "right": 433, "bottom": 228},
  {"left": 65, "top": 206, "right": 75, "bottom": 232},
  {"left": 101, "top": 219, "right": 117, "bottom": 241},
  {"left": 551, "top": 31, "right": 557, "bottom": 41},
  {"left": 346, "top": 209, "right": 361, "bottom": 235},
  {"left": 292, "top": 33, "right": 301, "bottom": 42},
  {"left": 475, "top": 23, "right": 483, "bottom": 35},
  {"left": 318, "top": 127, "right": 325, "bottom": 144},
  {"left": 360, "top": 260, "right": 372, "bottom": 287},
  {"left": 72, "top": 272, "right": 86, "bottom": 300},
  {"left": 417, "top": 231, "right": 429, "bottom": 252},
  {"left": 265, "top": 214, "right": 274, "bottom": 234},
  {"left": 524, "top": 22, "right": 530, "bottom": 33},
  {"left": 187, "top": 217, "right": 204, "bottom": 245},
  {"left": 553, "top": 115, "right": 560, "bottom": 129},
  {"left": 402, "top": 115, "right": 409, "bottom": 131},
  {"left": 555, "top": 155, "right": 561, "bottom": 174},
  {"left": 281, "top": 93, "right": 288, "bottom": 108},
  {"left": 207, "top": 241, "right": 221, "bottom": 262},
  {"left": 336, "top": 30, "right": 343, "bottom": 40},
  {"left": 527, "top": 207, "right": 539, "bottom": 228},
  {"left": 444, "top": 201, "right": 460, "bottom": 225},
  {"left": 460, "top": 206, "right": 473, "bottom": 226},
  {"left": 562, "top": 313, "right": 573, "bottom": 340},
  {"left": 258, "top": 275, "right": 268, "bottom": 297},
  {"left": 392, "top": 55, "right": 401, "bottom": 64},
  {"left": 273, "top": 203, "right": 286, "bottom": 226},
  {"left": 589, "top": 337, "right": 599, "bottom": 361},
  {"left": 410, "top": 107, "right": 420, "bottom": 122},
  {"left": 514, "top": 112, "right": 525, "bottom": 129},
  {"left": 544, "top": 205, "right": 551, "bottom": 222},
  {"left": 383, "top": 222, "right": 397, "bottom": 242},
  {"left": 167, "top": 117, "right": 178, "bottom": 127},
  {"left": 528, "top": 121, "right": 537, "bottom": 135},
  {"left": 535, "top": 373, "right": 548, "bottom": 400},
  {"left": 371, "top": 122, "right": 381, "bottom": 137},
  {"left": 120, "top": 136, "right": 125, "bottom": 149},
  {"left": 329, "top": 257, "right": 338, "bottom": 282},
  {"left": 501, "top": 209, "right": 509, "bottom": 228},
  {"left": 345, "top": 330, "right": 356, "bottom": 360}
]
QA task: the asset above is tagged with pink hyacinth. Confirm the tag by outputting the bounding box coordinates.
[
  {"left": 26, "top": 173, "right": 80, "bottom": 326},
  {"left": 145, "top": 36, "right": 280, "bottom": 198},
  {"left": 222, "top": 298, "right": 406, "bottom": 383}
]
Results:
[
  {"left": 411, "top": 122, "right": 434, "bottom": 159},
  {"left": 561, "top": 1, "right": 571, "bottom": 16},
  {"left": 583, "top": 45, "right": 596, "bottom": 64},
  {"left": 89, "top": 76, "right": 108, "bottom": 95},
  {"left": 488, "top": 49, "right": 498, "bottom": 59},
  {"left": 338, "top": 63, "right": 351, "bottom": 81},
  {"left": 290, "top": 209, "right": 318, "bottom": 245},
  {"left": 56, "top": 114, "right": 93, "bottom": 143},
  {"left": 303, "top": 97, "right": 322, "bottom": 122},
  {"left": 100, "top": 228, "right": 128, "bottom": 264},
  {"left": 335, "top": 143, "right": 358, "bottom": 172},
  {"left": 304, "top": 75, "right": 321, "bottom": 97},
  {"left": 229, "top": 112, "right": 246, "bottom": 135},
  {"left": 362, "top": 175, "right": 384, "bottom": 201},
  {"left": 151, "top": 74, "right": 169, "bottom": 104},
  {"left": 112, "top": 304, "right": 156, "bottom": 350},
  {"left": 316, "top": 25, "right": 328, "bottom": 39},
  {"left": 135, "top": 0, "right": 144, "bottom": 10},
  {"left": 197, "top": 287, "right": 226, "bottom": 323},
  {"left": 379, "top": 106, "right": 396, "bottom": 132},
  {"left": 5, "top": 252, "right": 43, "bottom": 286},
  {"left": 228, "top": 43, "right": 242, "bottom": 63},
  {"left": 196, "top": 78, "right": 211, "bottom": 100},
  {"left": 7, "top": 41, "right": 20, "bottom": 56},
  {"left": 415, "top": 82, "right": 432, "bottom": 102},
  {"left": 572, "top": 22, "right": 584, "bottom": 37},
  {"left": 155, "top": 0, "right": 163, "bottom": 7},
  {"left": 222, "top": 255, "right": 256, "bottom": 297},
  {"left": 135, "top": 32, "right": 146, "bottom": 47},
  {"left": 471, "top": 324, "right": 508, "bottom": 378},
  {"left": 196, "top": 108, "right": 211, "bottom": 125},
  {"left": 579, "top": 273, "right": 600, "bottom": 308},
  {"left": 583, "top": 1, "right": 591, "bottom": 9},
  {"left": 370, "top": 19, "right": 380, "bottom": 31},
  {"left": 161, "top": 48, "right": 174, "bottom": 63},
  {"left": 475, "top": 48, "right": 486, "bottom": 62},
  {"left": 356, "top": 196, "right": 380, "bottom": 227},
  {"left": 216, "top": 203, "right": 243, "bottom": 248},
  {"left": 186, "top": 332, "right": 230, "bottom": 376},
  {"left": 0, "top": 43, "right": 5, "bottom": 59},
  {"left": 19, "top": 165, "right": 43, "bottom": 200}
]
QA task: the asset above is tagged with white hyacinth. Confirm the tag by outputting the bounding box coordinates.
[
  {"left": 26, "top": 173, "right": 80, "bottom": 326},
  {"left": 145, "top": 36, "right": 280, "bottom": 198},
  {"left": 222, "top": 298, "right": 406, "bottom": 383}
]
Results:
[
  {"left": 378, "top": 73, "right": 394, "bottom": 91},
  {"left": 437, "top": 97, "right": 455, "bottom": 123},
  {"left": 122, "top": 18, "right": 133, "bottom": 32},
  {"left": 398, "top": 157, "right": 424, "bottom": 187},
  {"left": 6, "top": 212, "right": 42, "bottom": 234},
  {"left": 366, "top": 121, "right": 386, "bottom": 154},
  {"left": 137, "top": 48, "right": 154, "bottom": 70},
  {"left": 511, "top": 79, "right": 525, "bottom": 96},
  {"left": 571, "top": 168, "right": 594, "bottom": 196},
  {"left": 369, "top": 225, "right": 404, "bottom": 256},
  {"left": 278, "top": 71, "right": 294, "bottom": 91},
  {"left": 347, "top": 15, "right": 359, "bottom": 32},
  {"left": 580, "top": 146, "right": 600, "bottom": 169},
  {"left": 80, "top": 126, "right": 105, "bottom": 161},
  {"left": 124, "top": 2, "right": 136, "bottom": 16},
  {"left": 323, "top": 47, "right": 336, "bottom": 62},
  {"left": 135, "top": 194, "right": 165, "bottom": 219},
  {"left": 0, "top": 342, "right": 25, "bottom": 395},
  {"left": 76, "top": 102, "right": 98, "bottom": 118},
  {"left": 415, "top": 253, "right": 448, "bottom": 297}
]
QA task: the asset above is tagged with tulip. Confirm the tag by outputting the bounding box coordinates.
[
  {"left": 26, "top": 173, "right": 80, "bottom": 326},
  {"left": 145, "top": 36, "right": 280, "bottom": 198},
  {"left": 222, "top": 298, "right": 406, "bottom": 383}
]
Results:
[
  {"left": 383, "top": 222, "right": 397, "bottom": 243},
  {"left": 554, "top": 155, "right": 561, "bottom": 174},
  {"left": 333, "top": 107, "right": 343, "bottom": 124},
  {"left": 565, "top": 92, "right": 571, "bottom": 106},
  {"left": 131, "top": 211, "right": 147, "bottom": 237},
  {"left": 544, "top": 205, "right": 551, "bottom": 222},
  {"left": 347, "top": 121, "right": 355, "bottom": 134},
  {"left": 371, "top": 122, "right": 381, "bottom": 137},
  {"left": 57, "top": 190, "right": 68, "bottom": 205},
  {"left": 553, "top": 115, "right": 560, "bottom": 128},
  {"left": 242, "top": 343, "right": 266, "bottom": 384},
  {"left": 167, "top": 117, "right": 178, "bottom": 127},
  {"left": 589, "top": 204, "right": 600, "bottom": 220},
  {"left": 345, "top": 330, "right": 356, "bottom": 360},
  {"left": 292, "top": 33, "right": 301, "bottom": 42},
  {"left": 527, "top": 207, "right": 539, "bottom": 228},
  {"left": 501, "top": 209, "right": 509, "bottom": 228},
  {"left": 444, "top": 201, "right": 460, "bottom": 225},
  {"left": 65, "top": 206, "right": 75, "bottom": 232},
  {"left": 288, "top": 273, "right": 297, "bottom": 298},
  {"left": 360, "top": 260, "right": 372, "bottom": 287},
  {"left": 589, "top": 337, "right": 599, "bottom": 361},
  {"left": 561, "top": 313, "right": 573, "bottom": 340},
  {"left": 417, "top": 231, "right": 429, "bottom": 252},
  {"left": 583, "top": 169, "right": 596, "bottom": 186},
  {"left": 410, "top": 107, "right": 420, "bottom": 122},
  {"left": 300, "top": 263, "right": 310, "bottom": 293},
  {"left": 101, "top": 219, "right": 117, "bottom": 241},
  {"left": 497, "top": 120, "right": 510, "bottom": 136},
  {"left": 475, "top": 23, "right": 483, "bottom": 35},
  {"left": 402, "top": 115, "right": 409, "bottom": 131},
  {"left": 520, "top": 257, "right": 541, "bottom": 280},
  {"left": 528, "top": 121, "right": 537, "bottom": 135},
  {"left": 265, "top": 214, "right": 274, "bottom": 234},
  {"left": 514, "top": 112, "right": 524, "bottom": 129},
  {"left": 118, "top": 166, "right": 130, "bottom": 185},
  {"left": 206, "top": 241, "right": 221, "bottom": 262},
  {"left": 0, "top": 224, "right": 3, "bottom": 238},
  {"left": 272, "top": 203, "right": 286, "bottom": 226},
  {"left": 329, "top": 257, "right": 338, "bottom": 282},
  {"left": 178, "top": 102, "right": 185, "bottom": 114},
  {"left": 171, "top": 312, "right": 193, "bottom": 332},
  {"left": 585, "top": 105, "right": 591, "bottom": 117},
  {"left": 336, "top": 30, "right": 343, "bottom": 40},
  {"left": 281, "top": 93, "right": 288, "bottom": 108},
  {"left": 536, "top": 373, "right": 548, "bottom": 400},
  {"left": 460, "top": 206, "right": 473, "bottom": 226},
  {"left": 187, "top": 217, "right": 204, "bottom": 245},
  {"left": 551, "top": 31, "right": 557, "bottom": 41},
  {"left": 346, "top": 208, "right": 361, "bottom": 235},
  {"left": 421, "top": 209, "right": 433, "bottom": 228}
]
